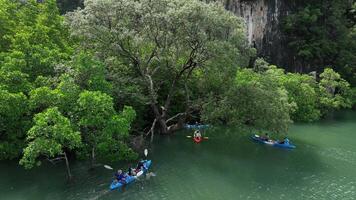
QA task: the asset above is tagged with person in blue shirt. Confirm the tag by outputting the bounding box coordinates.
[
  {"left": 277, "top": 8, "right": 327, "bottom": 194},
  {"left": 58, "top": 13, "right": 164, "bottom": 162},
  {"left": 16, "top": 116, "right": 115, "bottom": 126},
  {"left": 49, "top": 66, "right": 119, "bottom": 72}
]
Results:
[
  {"left": 284, "top": 137, "right": 290, "bottom": 144},
  {"left": 279, "top": 137, "right": 290, "bottom": 144},
  {"left": 114, "top": 169, "right": 126, "bottom": 184}
]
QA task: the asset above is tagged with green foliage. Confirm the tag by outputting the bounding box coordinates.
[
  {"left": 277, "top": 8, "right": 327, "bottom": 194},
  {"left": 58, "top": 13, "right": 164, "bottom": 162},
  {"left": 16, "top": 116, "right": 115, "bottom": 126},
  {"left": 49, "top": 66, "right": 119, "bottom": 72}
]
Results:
[
  {"left": 69, "top": 53, "right": 112, "bottom": 94},
  {"left": 0, "top": 69, "right": 32, "bottom": 93},
  {"left": 283, "top": 0, "right": 356, "bottom": 85},
  {"left": 0, "top": 0, "right": 138, "bottom": 166},
  {"left": 76, "top": 90, "right": 137, "bottom": 162},
  {"left": 19, "top": 107, "right": 81, "bottom": 169},
  {"left": 0, "top": 0, "right": 17, "bottom": 52},
  {"left": 66, "top": 0, "right": 251, "bottom": 133},
  {"left": 202, "top": 59, "right": 353, "bottom": 130},
  {"left": 351, "top": 87, "right": 356, "bottom": 108},
  {"left": 0, "top": 0, "right": 72, "bottom": 79},
  {"left": 253, "top": 57, "right": 270, "bottom": 72},
  {"left": 0, "top": 0, "right": 355, "bottom": 170},
  {"left": 97, "top": 106, "right": 138, "bottom": 162},
  {"left": 96, "top": 141, "right": 138, "bottom": 162},
  {"left": 55, "top": 75, "right": 81, "bottom": 116},
  {"left": 202, "top": 68, "right": 295, "bottom": 133},
  {"left": 280, "top": 73, "right": 320, "bottom": 122},
  {"left": 0, "top": 89, "right": 29, "bottom": 159},
  {"left": 29, "top": 76, "right": 81, "bottom": 117},
  {"left": 318, "top": 68, "right": 352, "bottom": 114},
  {"left": 77, "top": 91, "right": 115, "bottom": 129},
  {"left": 56, "top": 0, "right": 83, "bottom": 14},
  {"left": 29, "top": 87, "right": 61, "bottom": 112},
  {"left": 103, "top": 106, "right": 136, "bottom": 137}
]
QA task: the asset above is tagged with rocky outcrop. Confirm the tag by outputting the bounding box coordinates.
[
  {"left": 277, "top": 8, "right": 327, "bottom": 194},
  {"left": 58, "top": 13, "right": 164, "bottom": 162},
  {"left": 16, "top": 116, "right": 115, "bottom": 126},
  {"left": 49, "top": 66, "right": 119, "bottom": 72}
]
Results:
[{"left": 221, "top": 0, "right": 294, "bottom": 69}]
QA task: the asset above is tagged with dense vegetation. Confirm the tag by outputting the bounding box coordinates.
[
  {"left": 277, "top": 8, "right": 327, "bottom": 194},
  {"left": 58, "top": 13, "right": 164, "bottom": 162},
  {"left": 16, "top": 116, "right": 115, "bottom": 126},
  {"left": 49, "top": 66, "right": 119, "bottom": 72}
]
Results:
[
  {"left": 203, "top": 58, "right": 353, "bottom": 133},
  {"left": 283, "top": 0, "right": 356, "bottom": 85},
  {"left": 0, "top": 0, "right": 354, "bottom": 178},
  {"left": 0, "top": 0, "right": 137, "bottom": 178}
]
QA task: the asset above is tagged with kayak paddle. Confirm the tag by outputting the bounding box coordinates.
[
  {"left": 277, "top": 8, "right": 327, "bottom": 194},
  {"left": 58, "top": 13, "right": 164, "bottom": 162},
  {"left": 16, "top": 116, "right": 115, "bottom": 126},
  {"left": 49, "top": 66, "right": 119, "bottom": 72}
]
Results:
[
  {"left": 104, "top": 165, "right": 113, "bottom": 170},
  {"left": 144, "top": 148, "right": 148, "bottom": 157},
  {"left": 186, "top": 135, "right": 209, "bottom": 139},
  {"left": 135, "top": 149, "right": 149, "bottom": 179}
]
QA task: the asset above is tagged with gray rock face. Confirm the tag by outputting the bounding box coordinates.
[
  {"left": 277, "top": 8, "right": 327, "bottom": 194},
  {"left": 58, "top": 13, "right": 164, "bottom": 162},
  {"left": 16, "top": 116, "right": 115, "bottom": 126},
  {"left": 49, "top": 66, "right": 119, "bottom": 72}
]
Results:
[{"left": 222, "top": 0, "right": 294, "bottom": 68}]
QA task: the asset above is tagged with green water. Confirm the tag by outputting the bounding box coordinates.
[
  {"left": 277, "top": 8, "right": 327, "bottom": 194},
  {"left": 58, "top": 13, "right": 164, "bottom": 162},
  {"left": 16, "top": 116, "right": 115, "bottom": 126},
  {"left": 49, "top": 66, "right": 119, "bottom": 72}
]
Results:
[{"left": 1, "top": 111, "right": 355, "bottom": 200}]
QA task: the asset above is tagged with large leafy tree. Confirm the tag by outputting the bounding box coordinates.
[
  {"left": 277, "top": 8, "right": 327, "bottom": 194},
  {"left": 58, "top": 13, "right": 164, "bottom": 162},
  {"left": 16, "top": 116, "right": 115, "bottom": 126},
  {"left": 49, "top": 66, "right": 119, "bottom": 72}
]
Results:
[
  {"left": 0, "top": 0, "right": 139, "bottom": 169},
  {"left": 0, "top": 0, "right": 74, "bottom": 161},
  {"left": 19, "top": 107, "right": 81, "bottom": 179},
  {"left": 66, "top": 0, "right": 252, "bottom": 134}
]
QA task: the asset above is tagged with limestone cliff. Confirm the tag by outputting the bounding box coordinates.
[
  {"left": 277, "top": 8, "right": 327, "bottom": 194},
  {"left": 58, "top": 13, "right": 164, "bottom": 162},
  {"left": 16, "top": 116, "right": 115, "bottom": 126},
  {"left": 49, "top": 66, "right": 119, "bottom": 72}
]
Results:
[{"left": 221, "top": 0, "right": 294, "bottom": 68}]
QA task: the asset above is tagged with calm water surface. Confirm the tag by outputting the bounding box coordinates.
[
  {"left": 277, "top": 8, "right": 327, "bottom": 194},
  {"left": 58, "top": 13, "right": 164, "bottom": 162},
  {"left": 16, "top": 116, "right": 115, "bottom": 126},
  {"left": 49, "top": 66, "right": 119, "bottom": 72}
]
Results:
[{"left": 1, "top": 111, "right": 355, "bottom": 200}]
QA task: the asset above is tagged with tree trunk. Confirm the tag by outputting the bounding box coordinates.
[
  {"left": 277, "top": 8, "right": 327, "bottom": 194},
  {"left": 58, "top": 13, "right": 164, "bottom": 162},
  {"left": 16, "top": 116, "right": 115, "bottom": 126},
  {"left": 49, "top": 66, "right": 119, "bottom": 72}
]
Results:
[
  {"left": 63, "top": 152, "right": 72, "bottom": 180},
  {"left": 91, "top": 147, "right": 95, "bottom": 169},
  {"left": 145, "top": 65, "right": 193, "bottom": 135}
]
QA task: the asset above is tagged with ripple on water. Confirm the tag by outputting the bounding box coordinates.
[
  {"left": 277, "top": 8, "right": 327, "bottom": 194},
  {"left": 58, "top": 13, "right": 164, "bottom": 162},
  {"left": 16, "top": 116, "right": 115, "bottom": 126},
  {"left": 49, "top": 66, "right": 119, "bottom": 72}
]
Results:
[
  {"left": 297, "top": 175, "right": 356, "bottom": 200},
  {"left": 318, "top": 147, "right": 356, "bottom": 166}
]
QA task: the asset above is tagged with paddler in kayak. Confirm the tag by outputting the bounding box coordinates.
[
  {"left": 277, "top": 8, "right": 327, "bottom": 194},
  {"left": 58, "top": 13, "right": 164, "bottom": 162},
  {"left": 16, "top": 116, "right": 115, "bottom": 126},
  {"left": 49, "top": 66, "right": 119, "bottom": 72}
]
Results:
[
  {"left": 278, "top": 137, "right": 290, "bottom": 144},
  {"left": 128, "top": 165, "right": 136, "bottom": 176},
  {"left": 193, "top": 130, "right": 202, "bottom": 143},
  {"left": 114, "top": 169, "right": 127, "bottom": 184},
  {"left": 135, "top": 159, "right": 146, "bottom": 172},
  {"left": 194, "top": 130, "right": 202, "bottom": 138},
  {"left": 260, "top": 133, "right": 270, "bottom": 141}
]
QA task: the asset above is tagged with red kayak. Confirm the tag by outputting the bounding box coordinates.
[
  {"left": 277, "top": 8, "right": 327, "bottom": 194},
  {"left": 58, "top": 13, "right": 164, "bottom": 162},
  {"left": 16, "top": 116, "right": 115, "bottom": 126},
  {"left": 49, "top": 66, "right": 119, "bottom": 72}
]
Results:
[{"left": 193, "top": 136, "right": 202, "bottom": 143}]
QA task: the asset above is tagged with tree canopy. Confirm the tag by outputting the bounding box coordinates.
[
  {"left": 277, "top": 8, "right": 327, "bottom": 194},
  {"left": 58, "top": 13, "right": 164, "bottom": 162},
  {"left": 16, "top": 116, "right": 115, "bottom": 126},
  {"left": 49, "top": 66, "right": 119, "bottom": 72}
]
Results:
[
  {"left": 0, "top": 0, "right": 354, "bottom": 179},
  {"left": 66, "top": 0, "right": 253, "bottom": 134},
  {"left": 19, "top": 107, "right": 81, "bottom": 169}
]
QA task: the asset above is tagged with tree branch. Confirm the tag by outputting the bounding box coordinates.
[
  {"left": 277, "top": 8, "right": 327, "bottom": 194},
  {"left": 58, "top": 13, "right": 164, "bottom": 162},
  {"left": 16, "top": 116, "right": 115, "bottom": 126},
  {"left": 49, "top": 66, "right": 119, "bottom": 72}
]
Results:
[
  {"left": 146, "top": 118, "right": 157, "bottom": 142},
  {"left": 46, "top": 156, "right": 65, "bottom": 165},
  {"left": 166, "top": 112, "right": 186, "bottom": 124}
]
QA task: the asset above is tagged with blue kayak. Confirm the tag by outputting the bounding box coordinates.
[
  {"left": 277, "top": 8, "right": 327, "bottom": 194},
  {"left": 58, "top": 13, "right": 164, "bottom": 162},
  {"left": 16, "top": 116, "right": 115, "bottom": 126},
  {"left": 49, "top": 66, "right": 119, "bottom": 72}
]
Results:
[
  {"left": 251, "top": 135, "right": 296, "bottom": 149},
  {"left": 184, "top": 124, "right": 210, "bottom": 129},
  {"left": 110, "top": 160, "right": 152, "bottom": 191}
]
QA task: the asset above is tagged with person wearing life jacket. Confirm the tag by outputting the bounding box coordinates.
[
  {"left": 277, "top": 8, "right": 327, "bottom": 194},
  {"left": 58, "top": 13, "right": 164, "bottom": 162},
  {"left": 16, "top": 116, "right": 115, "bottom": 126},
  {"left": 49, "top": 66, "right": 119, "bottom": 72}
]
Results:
[
  {"left": 284, "top": 137, "right": 290, "bottom": 144},
  {"left": 114, "top": 169, "right": 127, "bottom": 184},
  {"left": 260, "top": 133, "right": 269, "bottom": 141},
  {"left": 194, "top": 130, "right": 202, "bottom": 138},
  {"left": 135, "top": 160, "right": 147, "bottom": 172},
  {"left": 128, "top": 165, "right": 136, "bottom": 176},
  {"left": 278, "top": 137, "right": 290, "bottom": 144}
]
